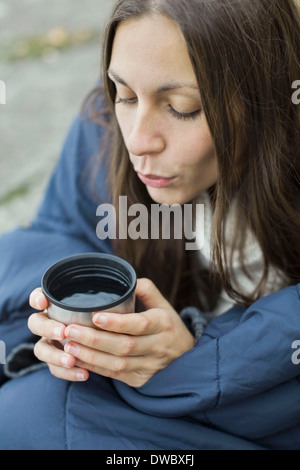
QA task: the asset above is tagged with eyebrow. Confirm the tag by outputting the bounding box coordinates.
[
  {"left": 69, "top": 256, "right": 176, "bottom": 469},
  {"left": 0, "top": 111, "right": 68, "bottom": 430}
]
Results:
[{"left": 107, "top": 69, "right": 199, "bottom": 93}]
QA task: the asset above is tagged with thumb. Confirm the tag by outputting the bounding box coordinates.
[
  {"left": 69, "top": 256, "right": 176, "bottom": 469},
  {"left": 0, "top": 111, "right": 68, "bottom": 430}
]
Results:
[
  {"left": 135, "top": 278, "right": 173, "bottom": 311},
  {"left": 29, "top": 287, "right": 49, "bottom": 311}
]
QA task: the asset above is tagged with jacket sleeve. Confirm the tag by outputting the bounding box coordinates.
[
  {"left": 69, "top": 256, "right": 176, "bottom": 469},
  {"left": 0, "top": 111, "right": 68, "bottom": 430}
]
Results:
[
  {"left": 113, "top": 283, "right": 300, "bottom": 423},
  {"left": 0, "top": 107, "right": 112, "bottom": 382}
]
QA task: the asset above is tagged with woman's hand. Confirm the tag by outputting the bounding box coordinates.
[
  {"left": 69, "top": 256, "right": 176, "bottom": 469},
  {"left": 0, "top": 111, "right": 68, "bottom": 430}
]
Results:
[
  {"left": 28, "top": 278, "right": 195, "bottom": 387},
  {"left": 28, "top": 290, "right": 90, "bottom": 382}
]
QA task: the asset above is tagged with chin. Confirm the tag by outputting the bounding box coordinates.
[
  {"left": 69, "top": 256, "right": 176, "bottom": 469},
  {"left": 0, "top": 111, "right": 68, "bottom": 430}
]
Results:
[{"left": 147, "top": 188, "right": 188, "bottom": 206}]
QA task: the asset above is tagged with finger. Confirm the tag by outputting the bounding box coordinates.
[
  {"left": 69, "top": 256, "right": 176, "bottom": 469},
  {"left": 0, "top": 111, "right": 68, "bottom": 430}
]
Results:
[
  {"left": 64, "top": 341, "right": 148, "bottom": 374},
  {"left": 72, "top": 358, "right": 149, "bottom": 386},
  {"left": 72, "top": 359, "right": 118, "bottom": 379},
  {"left": 48, "top": 363, "right": 89, "bottom": 382},
  {"left": 34, "top": 338, "right": 76, "bottom": 369},
  {"left": 28, "top": 312, "right": 66, "bottom": 341},
  {"left": 29, "top": 288, "right": 49, "bottom": 311},
  {"left": 92, "top": 308, "right": 166, "bottom": 336},
  {"left": 135, "top": 278, "right": 173, "bottom": 311},
  {"left": 65, "top": 323, "right": 157, "bottom": 356},
  {"left": 34, "top": 338, "right": 88, "bottom": 381}
]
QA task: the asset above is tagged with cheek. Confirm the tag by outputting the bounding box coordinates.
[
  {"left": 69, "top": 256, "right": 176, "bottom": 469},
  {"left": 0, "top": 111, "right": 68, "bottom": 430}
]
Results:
[
  {"left": 198, "top": 136, "right": 216, "bottom": 166},
  {"left": 177, "top": 128, "right": 216, "bottom": 169},
  {"left": 179, "top": 131, "right": 218, "bottom": 193}
]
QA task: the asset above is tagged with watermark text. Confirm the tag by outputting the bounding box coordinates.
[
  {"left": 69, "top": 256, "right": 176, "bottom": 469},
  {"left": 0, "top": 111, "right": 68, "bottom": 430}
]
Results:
[
  {"left": 292, "top": 80, "right": 300, "bottom": 105},
  {"left": 96, "top": 197, "right": 204, "bottom": 251},
  {"left": 291, "top": 340, "right": 300, "bottom": 365},
  {"left": 105, "top": 453, "right": 194, "bottom": 467}
]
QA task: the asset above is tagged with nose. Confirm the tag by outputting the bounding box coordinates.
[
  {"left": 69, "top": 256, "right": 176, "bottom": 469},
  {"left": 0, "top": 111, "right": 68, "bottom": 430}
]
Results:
[{"left": 125, "top": 105, "right": 165, "bottom": 157}]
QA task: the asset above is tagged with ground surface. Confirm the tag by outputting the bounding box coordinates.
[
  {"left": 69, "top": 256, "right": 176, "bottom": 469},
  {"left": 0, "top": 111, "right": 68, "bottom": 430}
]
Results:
[{"left": 0, "top": 0, "right": 112, "bottom": 234}]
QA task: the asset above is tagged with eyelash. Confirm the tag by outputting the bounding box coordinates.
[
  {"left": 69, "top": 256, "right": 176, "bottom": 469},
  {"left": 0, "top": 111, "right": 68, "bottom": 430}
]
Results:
[
  {"left": 167, "top": 106, "right": 201, "bottom": 121},
  {"left": 115, "top": 97, "right": 137, "bottom": 105},
  {"left": 115, "top": 98, "right": 201, "bottom": 121}
]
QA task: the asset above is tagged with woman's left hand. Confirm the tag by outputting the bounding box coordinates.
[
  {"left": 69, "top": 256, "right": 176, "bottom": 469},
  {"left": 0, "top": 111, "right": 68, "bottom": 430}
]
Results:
[{"left": 63, "top": 278, "right": 195, "bottom": 387}]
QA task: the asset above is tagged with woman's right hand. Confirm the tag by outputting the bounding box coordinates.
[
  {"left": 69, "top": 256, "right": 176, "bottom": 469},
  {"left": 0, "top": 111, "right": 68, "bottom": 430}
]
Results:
[{"left": 28, "top": 288, "right": 89, "bottom": 381}]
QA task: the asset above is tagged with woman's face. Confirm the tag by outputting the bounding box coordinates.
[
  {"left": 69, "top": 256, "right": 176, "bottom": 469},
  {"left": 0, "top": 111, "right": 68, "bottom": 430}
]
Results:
[{"left": 108, "top": 15, "right": 218, "bottom": 205}]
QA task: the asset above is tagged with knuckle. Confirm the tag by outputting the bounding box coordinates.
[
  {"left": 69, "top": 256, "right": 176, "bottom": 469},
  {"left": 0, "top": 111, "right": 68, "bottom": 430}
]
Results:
[
  {"left": 156, "top": 345, "right": 169, "bottom": 359},
  {"left": 139, "top": 315, "right": 151, "bottom": 333},
  {"left": 89, "top": 331, "right": 100, "bottom": 349},
  {"left": 86, "top": 349, "right": 98, "bottom": 367},
  {"left": 114, "top": 357, "right": 127, "bottom": 373},
  {"left": 161, "top": 310, "right": 173, "bottom": 331},
  {"left": 117, "top": 315, "right": 127, "bottom": 331},
  {"left": 121, "top": 336, "right": 136, "bottom": 355}
]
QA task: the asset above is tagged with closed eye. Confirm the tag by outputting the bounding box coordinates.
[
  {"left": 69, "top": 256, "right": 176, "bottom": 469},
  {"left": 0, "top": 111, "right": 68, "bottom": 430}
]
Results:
[
  {"left": 168, "top": 105, "right": 201, "bottom": 121},
  {"left": 115, "top": 97, "right": 137, "bottom": 105},
  {"left": 115, "top": 98, "right": 201, "bottom": 121}
]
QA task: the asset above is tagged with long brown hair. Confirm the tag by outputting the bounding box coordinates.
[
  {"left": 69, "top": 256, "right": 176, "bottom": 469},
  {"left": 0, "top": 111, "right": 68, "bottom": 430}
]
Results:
[{"left": 86, "top": 0, "right": 300, "bottom": 311}]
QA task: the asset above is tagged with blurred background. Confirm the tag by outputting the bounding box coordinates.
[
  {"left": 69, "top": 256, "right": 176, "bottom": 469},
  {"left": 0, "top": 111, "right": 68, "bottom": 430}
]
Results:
[{"left": 0, "top": 0, "right": 112, "bottom": 234}]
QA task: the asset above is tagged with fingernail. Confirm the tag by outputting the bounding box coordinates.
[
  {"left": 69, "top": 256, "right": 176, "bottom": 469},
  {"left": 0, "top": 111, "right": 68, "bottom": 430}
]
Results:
[
  {"left": 54, "top": 326, "right": 64, "bottom": 340},
  {"left": 61, "top": 355, "right": 72, "bottom": 368},
  {"left": 65, "top": 342, "right": 80, "bottom": 356},
  {"left": 65, "top": 326, "right": 80, "bottom": 340},
  {"left": 76, "top": 370, "right": 87, "bottom": 381},
  {"left": 93, "top": 313, "right": 107, "bottom": 326}
]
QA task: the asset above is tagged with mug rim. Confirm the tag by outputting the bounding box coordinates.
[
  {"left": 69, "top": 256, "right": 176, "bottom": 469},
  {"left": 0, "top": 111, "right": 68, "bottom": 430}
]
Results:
[{"left": 41, "top": 252, "right": 137, "bottom": 312}]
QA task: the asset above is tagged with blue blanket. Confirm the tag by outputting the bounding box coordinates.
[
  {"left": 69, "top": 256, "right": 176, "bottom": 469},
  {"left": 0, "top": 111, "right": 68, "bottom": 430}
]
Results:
[{"left": 0, "top": 110, "right": 300, "bottom": 450}]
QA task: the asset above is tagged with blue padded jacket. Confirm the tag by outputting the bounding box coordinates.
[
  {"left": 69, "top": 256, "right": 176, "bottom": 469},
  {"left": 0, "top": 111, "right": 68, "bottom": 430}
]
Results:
[{"left": 0, "top": 107, "right": 300, "bottom": 450}]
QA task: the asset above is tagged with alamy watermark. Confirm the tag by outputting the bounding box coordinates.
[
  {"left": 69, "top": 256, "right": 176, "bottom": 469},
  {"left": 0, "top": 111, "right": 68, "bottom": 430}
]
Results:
[
  {"left": 0, "top": 80, "right": 6, "bottom": 105},
  {"left": 291, "top": 340, "right": 300, "bottom": 365},
  {"left": 96, "top": 196, "right": 204, "bottom": 251},
  {"left": 292, "top": 80, "right": 300, "bottom": 105},
  {"left": 0, "top": 341, "right": 6, "bottom": 365}
]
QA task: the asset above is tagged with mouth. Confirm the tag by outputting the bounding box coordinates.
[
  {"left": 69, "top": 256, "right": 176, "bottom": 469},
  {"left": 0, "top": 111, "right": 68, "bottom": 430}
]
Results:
[{"left": 137, "top": 172, "right": 176, "bottom": 189}]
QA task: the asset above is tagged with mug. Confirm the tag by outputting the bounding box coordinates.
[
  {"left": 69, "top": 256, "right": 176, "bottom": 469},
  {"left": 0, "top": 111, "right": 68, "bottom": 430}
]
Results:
[{"left": 41, "top": 253, "right": 137, "bottom": 327}]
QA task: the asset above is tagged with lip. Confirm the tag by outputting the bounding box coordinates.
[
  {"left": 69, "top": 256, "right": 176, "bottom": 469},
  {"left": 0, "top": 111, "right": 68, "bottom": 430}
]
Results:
[{"left": 137, "top": 172, "right": 176, "bottom": 189}]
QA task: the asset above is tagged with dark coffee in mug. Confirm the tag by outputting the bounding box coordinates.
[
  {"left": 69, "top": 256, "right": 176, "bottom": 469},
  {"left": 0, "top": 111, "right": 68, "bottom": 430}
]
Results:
[
  {"left": 51, "top": 276, "right": 126, "bottom": 309},
  {"left": 41, "top": 253, "right": 137, "bottom": 327}
]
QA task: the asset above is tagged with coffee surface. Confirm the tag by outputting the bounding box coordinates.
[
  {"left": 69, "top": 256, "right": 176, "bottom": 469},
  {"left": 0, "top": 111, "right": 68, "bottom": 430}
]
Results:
[
  {"left": 51, "top": 275, "right": 128, "bottom": 309},
  {"left": 61, "top": 290, "right": 122, "bottom": 308}
]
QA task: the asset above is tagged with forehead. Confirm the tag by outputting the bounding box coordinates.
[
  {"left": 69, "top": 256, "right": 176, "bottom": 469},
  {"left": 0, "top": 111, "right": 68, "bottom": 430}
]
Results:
[{"left": 109, "top": 15, "right": 197, "bottom": 88}]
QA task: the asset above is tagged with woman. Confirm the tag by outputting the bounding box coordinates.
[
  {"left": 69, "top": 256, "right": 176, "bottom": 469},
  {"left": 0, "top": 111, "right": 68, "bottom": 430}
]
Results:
[{"left": 0, "top": 0, "right": 299, "bottom": 450}]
